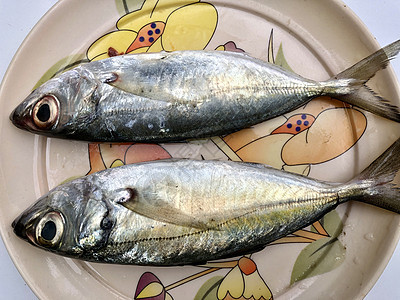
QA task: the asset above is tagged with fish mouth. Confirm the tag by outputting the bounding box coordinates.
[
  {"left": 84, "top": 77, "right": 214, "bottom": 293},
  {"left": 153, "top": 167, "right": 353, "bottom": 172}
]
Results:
[
  {"left": 12, "top": 215, "right": 35, "bottom": 244},
  {"left": 12, "top": 206, "right": 43, "bottom": 245},
  {"left": 9, "top": 104, "right": 33, "bottom": 131}
]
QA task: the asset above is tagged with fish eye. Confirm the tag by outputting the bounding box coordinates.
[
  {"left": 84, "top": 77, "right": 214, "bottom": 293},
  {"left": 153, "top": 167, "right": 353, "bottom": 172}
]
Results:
[
  {"left": 35, "top": 211, "right": 64, "bottom": 248},
  {"left": 32, "top": 95, "right": 59, "bottom": 129}
]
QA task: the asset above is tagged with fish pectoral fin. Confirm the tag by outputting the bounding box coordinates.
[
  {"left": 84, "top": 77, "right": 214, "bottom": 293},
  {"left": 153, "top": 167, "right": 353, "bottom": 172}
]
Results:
[
  {"left": 115, "top": 188, "right": 212, "bottom": 230},
  {"left": 98, "top": 72, "right": 119, "bottom": 84}
]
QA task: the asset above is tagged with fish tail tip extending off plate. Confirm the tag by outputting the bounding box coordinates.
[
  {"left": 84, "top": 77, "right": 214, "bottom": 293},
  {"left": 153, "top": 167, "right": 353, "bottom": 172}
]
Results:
[{"left": 328, "top": 39, "right": 400, "bottom": 123}]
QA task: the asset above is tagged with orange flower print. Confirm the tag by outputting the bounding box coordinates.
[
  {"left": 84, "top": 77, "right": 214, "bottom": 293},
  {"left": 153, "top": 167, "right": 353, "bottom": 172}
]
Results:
[
  {"left": 271, "top": 113, "right": 315, "bottom": 135},
  {"left": 87, "top": 143, "right": 171, "bottom": 175},
  {"left": 224, "top": 97, "right": 367, "bottom": 175},
  {"left": 217, "top": 257, "right": 272, "bottom": 300}
]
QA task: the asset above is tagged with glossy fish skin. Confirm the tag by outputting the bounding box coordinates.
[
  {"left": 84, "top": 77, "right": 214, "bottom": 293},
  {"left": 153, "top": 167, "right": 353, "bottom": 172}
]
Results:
[
  {"left": 12, "top": 138, "right": 400, "bottom": 265},
  {"left": 10, "top": 40, "right": 400, "bottom": 142}
]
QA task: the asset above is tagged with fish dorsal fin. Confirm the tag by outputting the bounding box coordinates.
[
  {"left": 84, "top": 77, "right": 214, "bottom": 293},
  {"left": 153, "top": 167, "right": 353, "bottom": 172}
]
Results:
[{"left": 115, "top": 188, "right": 212, "bottom": 230}]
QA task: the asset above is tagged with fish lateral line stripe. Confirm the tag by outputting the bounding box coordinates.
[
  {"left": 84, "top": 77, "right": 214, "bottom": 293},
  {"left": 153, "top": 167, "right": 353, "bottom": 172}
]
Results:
[
  {"left": 208, "top": 85, "right": 320, "bottom": 97},
  {"left": 108, "top": 193, "right": 337, "bottom": 247},
  {"left": 109, "top": 228, "right": 207, "bottom": 246}
]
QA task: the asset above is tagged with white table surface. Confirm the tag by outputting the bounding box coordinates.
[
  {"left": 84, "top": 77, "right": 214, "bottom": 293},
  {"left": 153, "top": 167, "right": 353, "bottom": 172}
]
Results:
[{"left": 0, "top": 1, "right": 399, "bottom": 299}]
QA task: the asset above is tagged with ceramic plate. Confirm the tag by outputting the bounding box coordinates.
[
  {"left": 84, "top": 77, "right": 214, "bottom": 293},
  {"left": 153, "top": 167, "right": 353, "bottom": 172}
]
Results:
[{"left": 1, "top": 0, "right": 400, "bottom": 299}]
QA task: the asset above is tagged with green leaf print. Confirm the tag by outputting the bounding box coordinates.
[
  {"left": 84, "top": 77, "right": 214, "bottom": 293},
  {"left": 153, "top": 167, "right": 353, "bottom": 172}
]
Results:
[
  {"left": 194, "top": 276, "right": 224, "bottom": 300},
  {"left": 33, "top": 54, "right": 88, "bottom": 90},
  {"left": 290, "top": 236, "right": 346, "bottom": 284},
  {"left": 275, "top": 42, "right": 294, "bottom": 73},
  {"left": 311, "top": 210, "right": 344, "bottom": 238},
  {"left": 115, "top": 0, "right": 144, "bottom": 15}
]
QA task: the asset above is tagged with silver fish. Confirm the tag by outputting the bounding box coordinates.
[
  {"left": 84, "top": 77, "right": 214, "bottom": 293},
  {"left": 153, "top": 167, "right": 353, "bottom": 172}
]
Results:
[
  {"left": 12, "top": 138, "right": 400, "bottom": 265},
  {"left": 10, "top": 40, "right": 400, "bottom": 142}
]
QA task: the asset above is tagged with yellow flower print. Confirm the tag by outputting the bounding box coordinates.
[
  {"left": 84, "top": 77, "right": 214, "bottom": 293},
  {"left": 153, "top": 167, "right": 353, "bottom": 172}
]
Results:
[
  {"left": 87, "top": 0, "right": 218, "bottom": 61},
  {"left": 277, "top": 101, "right": 366, "bottom": 167},
  {"left": 217, "top": 257, "right": 272, "bottom": 300},
  {"left": 223, "top": 97, "right": 367, "bottom": 176}
]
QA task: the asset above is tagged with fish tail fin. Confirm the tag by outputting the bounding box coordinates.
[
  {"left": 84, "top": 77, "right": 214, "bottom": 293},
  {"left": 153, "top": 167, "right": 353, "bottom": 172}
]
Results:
[
  {"left": 322, "top": 39, "right": 400, "bottom": 122},
  {"left": 336, "top": 40, "right": 400, "bottom": 81},
  {"left": 339, "top": 138, "right": 400, "bottom": 213}
]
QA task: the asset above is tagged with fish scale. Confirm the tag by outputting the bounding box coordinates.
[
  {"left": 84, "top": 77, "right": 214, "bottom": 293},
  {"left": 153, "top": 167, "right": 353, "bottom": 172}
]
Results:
[
  {"left": 11, "top": 41, "right": 400, "bottom": 142},
  {"left": 12, "top": 158, "right": 377, "bottom": 265},
  {"left": 12, "top": 137, "right": 400, "bottom": 265}
]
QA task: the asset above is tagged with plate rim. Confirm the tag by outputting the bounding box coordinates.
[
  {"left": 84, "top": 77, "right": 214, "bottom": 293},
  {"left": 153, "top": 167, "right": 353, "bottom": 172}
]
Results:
[{"left": 0, "top": 0, "right": 400, "bottom": 299}]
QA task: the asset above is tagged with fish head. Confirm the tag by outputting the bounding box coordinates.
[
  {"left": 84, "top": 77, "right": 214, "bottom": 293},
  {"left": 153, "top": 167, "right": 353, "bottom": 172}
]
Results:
[
  {"left": 10, "top": 67, "right": 99, "bottom": 139},
  {"left": 12, "top": 179, "right": 114, "bottom": 259}
]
